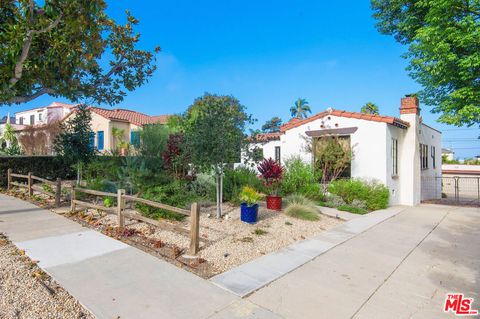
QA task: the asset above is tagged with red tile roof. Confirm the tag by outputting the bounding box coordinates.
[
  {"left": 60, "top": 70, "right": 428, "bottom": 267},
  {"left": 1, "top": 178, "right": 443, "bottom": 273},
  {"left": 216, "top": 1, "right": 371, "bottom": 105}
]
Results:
[
  {"left": 89, "top": 107, "right": 170, "bottom": 127},
  {"left": 280, "top": 109, "right": 409, "bottom": 132},
  {"left": 254, "top": 132, "right": 283, "bottom": 142}
]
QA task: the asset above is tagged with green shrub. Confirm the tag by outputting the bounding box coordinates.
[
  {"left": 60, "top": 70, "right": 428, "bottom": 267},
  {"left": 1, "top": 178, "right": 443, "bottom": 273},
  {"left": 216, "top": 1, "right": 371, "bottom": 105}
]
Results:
[
  {"left": 327, "top": 179, "right": 369, "bottom": 205},
  {"left": 103, "top": 197, "right": 115, "bottom": 208},
  {"left": 189, "top": 173, "right": 216, "bottom": 200},
  {"left": 284, "top": 194, "right": 320, "bottom": 221},
  {"left": 337, "top": 204, "right": 368, "bottom": 215},
  {"left": 0, "top": 155, "right": 75, "bottom": 187},
  {"left": 223, "top": 167, "right": 263, "bottom": 203},
  {"left": 328, "top": 179, "right": 389, "bottom": 211},
  {"left": 136, "top": 181, "right": 200, "bottom": 221},
  {"left": 281, "top": 156, "right": 323, "bottom": 200},
  {"left": 364, "top": 182, "right": 389, "bottom": 211}
]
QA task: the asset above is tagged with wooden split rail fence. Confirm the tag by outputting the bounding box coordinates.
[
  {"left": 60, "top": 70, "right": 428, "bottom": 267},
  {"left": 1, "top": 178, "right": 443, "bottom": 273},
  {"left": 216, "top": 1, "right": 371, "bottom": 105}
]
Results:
[
  {"left": 7, "top": 169, "right": 63, "bottom": 207},
  {"left": 70, "top": 186, "right": 201, "bottom": 255},
  {"left": 6, "top": 169, "right": 201, "bottom": 255}
]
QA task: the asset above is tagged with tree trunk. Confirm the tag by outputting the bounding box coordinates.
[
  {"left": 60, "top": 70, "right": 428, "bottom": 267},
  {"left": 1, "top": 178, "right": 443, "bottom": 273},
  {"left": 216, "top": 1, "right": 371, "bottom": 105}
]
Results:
[
  {"left": 215, "top": 173, "right": 221, "bottom": 218},
  {"left": 76, "top": 162, "right": 80, "bottom": 185},
  {"left": 219, "top": 173, "right": 223, "bottom": 217}
]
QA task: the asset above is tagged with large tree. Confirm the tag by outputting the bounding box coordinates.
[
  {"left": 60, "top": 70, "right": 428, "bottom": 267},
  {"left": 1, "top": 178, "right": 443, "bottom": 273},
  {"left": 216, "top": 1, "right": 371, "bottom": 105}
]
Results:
[
  {"left": 290, "top": 98, "right": 312, "bottom": 119},
  {"left": 184, "top": 93, "right": 254, "bottom": 218},
  {"left": 360, "top": 102, "right": 379, "bottom": 115},
  {"left": 371, "top": 0, "right": 480, "bottom": 127},
  {"left": 261, "top": 116, "right": 282, "bottom": 133},
  {"left": 0, "top": 0, "right": 159, "bottom": 105}
]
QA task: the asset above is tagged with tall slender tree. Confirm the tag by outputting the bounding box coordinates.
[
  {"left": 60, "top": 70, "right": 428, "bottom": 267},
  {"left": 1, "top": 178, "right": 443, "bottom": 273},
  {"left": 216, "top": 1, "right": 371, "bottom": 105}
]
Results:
[
  {"left": 54, "top": 104, "right": 95, "bottom": 183},
  {"left": 290, "top": 98, "right": 312, "bottom": 119}
]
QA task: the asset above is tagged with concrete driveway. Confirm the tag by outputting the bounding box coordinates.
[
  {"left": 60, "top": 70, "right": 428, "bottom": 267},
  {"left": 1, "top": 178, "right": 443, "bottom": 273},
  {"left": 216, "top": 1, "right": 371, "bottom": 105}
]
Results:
[{"left": 248, "top": 204, "right": 480, "bottom": 319}]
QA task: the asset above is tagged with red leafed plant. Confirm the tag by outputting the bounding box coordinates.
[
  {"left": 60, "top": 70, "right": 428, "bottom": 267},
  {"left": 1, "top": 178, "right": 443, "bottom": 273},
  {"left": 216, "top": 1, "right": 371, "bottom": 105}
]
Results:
[{"left": 257, "top": 158, "right": 283, "bottom": 195}]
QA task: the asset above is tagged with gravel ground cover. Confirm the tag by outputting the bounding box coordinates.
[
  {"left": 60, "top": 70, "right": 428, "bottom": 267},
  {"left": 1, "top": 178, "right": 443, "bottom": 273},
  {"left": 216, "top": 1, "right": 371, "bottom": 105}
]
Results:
[
  {"left": 0, "top": 233, "right": 94, "bottom": 319},
  {"left": 70, "top": 202, "right": 342, "bottom": 276},
  {"left": 2, "top": 188, "right": 342, "bottom": 277}
]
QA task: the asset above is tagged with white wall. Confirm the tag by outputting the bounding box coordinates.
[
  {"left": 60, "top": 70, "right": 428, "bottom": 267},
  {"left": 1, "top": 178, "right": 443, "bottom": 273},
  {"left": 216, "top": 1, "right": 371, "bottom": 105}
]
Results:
[
  {"left": 419, "top": 123, "right": 442, "bottom": 200},
  {"left": 281, "top": 116, "right": 389, "bottom": 184}
]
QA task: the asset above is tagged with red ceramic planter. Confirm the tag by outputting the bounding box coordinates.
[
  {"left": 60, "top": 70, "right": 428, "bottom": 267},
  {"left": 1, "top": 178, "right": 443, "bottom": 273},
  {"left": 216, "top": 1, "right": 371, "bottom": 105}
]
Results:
[{"left": 266, "top": 195, "right": 282, "bottom": 211}]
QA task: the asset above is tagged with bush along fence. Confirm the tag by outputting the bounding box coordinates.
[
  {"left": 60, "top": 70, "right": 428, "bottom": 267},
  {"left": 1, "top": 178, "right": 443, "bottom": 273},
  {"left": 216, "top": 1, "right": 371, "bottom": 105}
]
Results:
[
  {"left": 7, "top": 169, "right": 63, "bottom": 207},
  {"left": 71, "top": 186, "right": 201, "bottom": 255}
]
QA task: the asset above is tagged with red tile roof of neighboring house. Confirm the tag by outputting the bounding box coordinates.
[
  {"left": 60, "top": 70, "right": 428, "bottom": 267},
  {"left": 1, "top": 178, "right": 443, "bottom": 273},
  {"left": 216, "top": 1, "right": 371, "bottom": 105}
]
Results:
[
  {"left": 150, "top": 115, "right": 170, "bottom": 125},
  {"left": 280, "top": 109, "right": 410, "bottom": 132},
  {"left": 254, "top": 132, "right": 283, "bottom": 142},
  {"left": 88, "top": 107, "right": 170, "bottom": 127}
]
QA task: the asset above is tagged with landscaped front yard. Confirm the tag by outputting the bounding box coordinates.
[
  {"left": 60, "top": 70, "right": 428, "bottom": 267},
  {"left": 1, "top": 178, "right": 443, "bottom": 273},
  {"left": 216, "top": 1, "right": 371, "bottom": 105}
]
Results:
[{"left": 66, "top": 202, "right": 341, "bottom": 277}]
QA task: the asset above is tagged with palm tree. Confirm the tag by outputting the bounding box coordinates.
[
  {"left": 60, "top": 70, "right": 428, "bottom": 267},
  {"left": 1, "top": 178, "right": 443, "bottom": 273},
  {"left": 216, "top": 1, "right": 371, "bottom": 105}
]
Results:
[
  {"left": 290, "top": 98, "right": 312, "bottom": 119},
  {"left": 360, "top": 102, "right": 379, "bottom": 115}
]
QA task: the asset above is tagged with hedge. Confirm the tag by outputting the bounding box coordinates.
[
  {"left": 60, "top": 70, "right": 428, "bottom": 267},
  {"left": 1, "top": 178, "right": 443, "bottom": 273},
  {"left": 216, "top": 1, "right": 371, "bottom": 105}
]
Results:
[{"left": 0, "top": 156, "right": 76, "bottom": 187}]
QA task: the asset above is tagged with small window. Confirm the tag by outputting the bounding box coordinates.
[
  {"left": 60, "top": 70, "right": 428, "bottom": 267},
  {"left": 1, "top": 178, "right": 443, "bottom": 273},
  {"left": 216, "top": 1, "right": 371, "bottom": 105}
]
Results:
[
  {"left": 420, "top": 144, "right": 428, "bottom": 169},
  {"left": 130, "top": 131, "right": 140, "bottom": 147},
  {"left": 38, "top": 113, "right": 42, "bottom": 121},
  {"left": 97, "top": 131, "right": 104, "bottom": 151},
  {"left": 431, "top": 146, "right": 436, "bottom": 169},
  {"left": 391, "top": 138, "right": 398, "bottom": 176},
  {"left": 274, "top": 146, "right": 281, "bottom": 163},
  {"left": 30, "top": 114, "right": 35, "bottom": 125},
  {"left": 19, "top": 117, "right": 23, "bottom": 125}
]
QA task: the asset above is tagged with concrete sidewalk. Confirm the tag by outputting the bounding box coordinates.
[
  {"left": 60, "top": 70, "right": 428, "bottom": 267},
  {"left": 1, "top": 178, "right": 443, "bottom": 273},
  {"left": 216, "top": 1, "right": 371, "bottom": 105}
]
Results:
[
  {"left": 0, "top": 194, "right": 281, "bottom": 319},
  {"left": 1, "top": 194, "right": 478, "bottom": 319},
  {"left": 248, "top": 204, "right": 480, "bottom": 319}
]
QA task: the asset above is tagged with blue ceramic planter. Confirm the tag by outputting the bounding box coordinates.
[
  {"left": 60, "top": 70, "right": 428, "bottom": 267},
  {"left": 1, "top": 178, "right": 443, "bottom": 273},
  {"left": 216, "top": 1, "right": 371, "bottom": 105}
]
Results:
[{"left": 240, "top": 203, "right": 259, "bottom": 224}]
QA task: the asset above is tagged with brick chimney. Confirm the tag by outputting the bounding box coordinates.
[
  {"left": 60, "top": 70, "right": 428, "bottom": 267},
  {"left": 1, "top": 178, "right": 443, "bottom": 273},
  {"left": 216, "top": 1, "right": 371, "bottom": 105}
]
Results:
[
  {"left": 400, "top": 95, "right": 420, "bottom": 115},
  {"left": 398, "top": 94, "right": 421, "bottom": 206}
]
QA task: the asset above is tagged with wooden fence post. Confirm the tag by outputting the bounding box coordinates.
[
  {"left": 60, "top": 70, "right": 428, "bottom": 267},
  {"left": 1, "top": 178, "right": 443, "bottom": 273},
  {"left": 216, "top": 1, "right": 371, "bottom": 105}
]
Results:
[
  {"left": 189, "top": 202, "right": 200, "bottom": 255},
  {"left": 27, "top": 172, "right": 33, "bottom": 197},
  {"left": 7, "top": 169, "right": 11, "bottom": 190},
  {"left": 55, "top": 178, "right": 61, "bottom": 207},
  {"left": 117, "top": 189, "right": 125, "bottom": 228},
  {"left": 70, "top": 185, "right": 76, "bottom": 212}
]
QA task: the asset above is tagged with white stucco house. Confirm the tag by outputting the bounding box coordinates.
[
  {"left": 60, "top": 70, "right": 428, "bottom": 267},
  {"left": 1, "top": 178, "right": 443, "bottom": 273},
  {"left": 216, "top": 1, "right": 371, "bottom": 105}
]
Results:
[
  {"left": 14, "top": 102, "right": 73, "bottom": 126},
  {"left": 245, "top": 95, "right": 442, "bottom": 206}
]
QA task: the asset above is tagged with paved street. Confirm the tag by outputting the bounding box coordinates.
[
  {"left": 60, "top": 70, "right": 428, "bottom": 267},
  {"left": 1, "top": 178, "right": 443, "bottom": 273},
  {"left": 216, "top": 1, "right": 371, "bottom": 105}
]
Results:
[{"left": 0, "top": 194, "right": 478, "bottom": 318}]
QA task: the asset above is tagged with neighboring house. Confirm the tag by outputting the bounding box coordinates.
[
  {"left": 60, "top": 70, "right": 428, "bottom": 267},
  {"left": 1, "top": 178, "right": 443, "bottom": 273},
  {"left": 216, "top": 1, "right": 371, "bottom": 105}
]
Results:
[
  {"left": 244, "top": 95, "right": 442, "bottom": 206},
  {"left": 442, "top": 148, "right": 455, "bottom": 161},
  {"left": 14, "top": 102, "right": 73, "bottom": 126},
  {"left": 66, "top": 106, "right": 170, "bottom": 153},
  {"left": 6, "top": 102, "right": 169, "bottom": 155},
  {"left": 442, "top": 164, "right": 480, "bottom": 177}
]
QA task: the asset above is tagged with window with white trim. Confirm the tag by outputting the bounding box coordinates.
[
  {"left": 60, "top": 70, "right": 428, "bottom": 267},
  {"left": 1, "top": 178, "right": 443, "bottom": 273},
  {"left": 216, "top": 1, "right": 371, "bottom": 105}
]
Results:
[
  {"left": 391, "top": 138, "right": 398, "bottom": 176},
  {"left": 420, "top": 144, "right": 428, "bottom": 169},
  {"left": 274, "top": 146, "right": 281, "bottom": 163},
  {"left": 431, "top": 146, "right": 436, "bottom": 169}
]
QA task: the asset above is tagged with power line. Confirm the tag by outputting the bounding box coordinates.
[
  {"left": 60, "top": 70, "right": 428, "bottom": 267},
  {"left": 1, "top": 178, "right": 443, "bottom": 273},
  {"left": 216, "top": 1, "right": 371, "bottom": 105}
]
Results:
[{"left": 441, "top": 128, "right": 480, "bottom": 131}]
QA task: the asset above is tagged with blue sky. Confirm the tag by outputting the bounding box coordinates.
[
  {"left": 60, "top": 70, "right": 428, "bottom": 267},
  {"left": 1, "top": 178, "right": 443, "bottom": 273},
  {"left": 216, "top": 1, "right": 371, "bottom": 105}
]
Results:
[{"left": 3, "top": 0, "right": 479, "bottom": 158}]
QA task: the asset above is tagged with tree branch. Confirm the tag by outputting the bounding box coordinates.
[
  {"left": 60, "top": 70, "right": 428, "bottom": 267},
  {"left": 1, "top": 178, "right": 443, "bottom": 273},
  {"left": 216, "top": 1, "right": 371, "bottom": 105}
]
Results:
[
  {"left": 9, "top": 13, "right": 63, "bottom": 87},
  {"left": 7, "top": 88, "right": 56, "bottom": 104}
]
